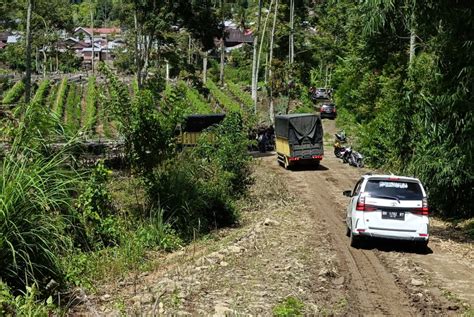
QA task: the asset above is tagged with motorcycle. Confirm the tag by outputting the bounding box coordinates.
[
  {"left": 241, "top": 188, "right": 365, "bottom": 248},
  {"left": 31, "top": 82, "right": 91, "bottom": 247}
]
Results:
[
  {"left": 346, "top": 148, "right": 364, "bottom": 168},
  {"left": 334, "top": 132, "right": 348, "bottom": 159},
  {"left": 341, "top": 146, "right": 364, "bottom": 168}
]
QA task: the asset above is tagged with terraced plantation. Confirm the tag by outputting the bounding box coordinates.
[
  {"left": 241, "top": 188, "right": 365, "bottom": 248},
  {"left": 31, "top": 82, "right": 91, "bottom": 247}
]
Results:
[
  {"left": 1, "top": 77, "right": 118, "bottom": 139},
  {"left": 0, "top": 76, "right": 254, "bottom": 145}
]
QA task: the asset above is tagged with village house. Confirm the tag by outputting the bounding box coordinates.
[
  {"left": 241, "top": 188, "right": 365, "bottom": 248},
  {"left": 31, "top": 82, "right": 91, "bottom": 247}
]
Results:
[{"left": 70, "top": 27, "right": 124, "bottom": 68}]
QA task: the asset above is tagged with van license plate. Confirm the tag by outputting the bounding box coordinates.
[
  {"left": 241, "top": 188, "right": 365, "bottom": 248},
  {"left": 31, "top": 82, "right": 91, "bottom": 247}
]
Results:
[{"left": 382, "top": 211, "right": 405, "bottom": 220}]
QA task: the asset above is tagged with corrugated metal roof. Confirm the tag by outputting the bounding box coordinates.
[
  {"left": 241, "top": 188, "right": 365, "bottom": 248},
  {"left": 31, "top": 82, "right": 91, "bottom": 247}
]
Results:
[{"left": 225, "top": 28, "right": 253, "bottom": 44}]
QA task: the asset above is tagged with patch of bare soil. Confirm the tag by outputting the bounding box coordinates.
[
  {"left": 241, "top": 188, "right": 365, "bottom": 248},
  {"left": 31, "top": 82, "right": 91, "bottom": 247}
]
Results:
[
  {"left": 312, "top": 120, "right": 474, "bottom": 315},
  {"left": 73, "top": 161, "right": 351, "bottom": 316}
]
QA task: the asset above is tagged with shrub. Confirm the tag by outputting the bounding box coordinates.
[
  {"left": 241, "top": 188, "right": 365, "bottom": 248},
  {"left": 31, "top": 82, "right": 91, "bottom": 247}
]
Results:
[
  {"left": 136, "top": 209, "right": 182, "bottom": 251},
  {"left": 194, "top": 112, "right": 253, "bottom": 195},
  {"left": 76, "top": 161, "right": 119, "bottom": 249},
  {"left": 146, "top": 157, "right": 237, "bottom": 239},
  {"left": 0, "top": 282, "right": 55, "bottom": 316},
  {"left": 273, "top": 297, "right": 304, "bottom": 317},
  {"left": 2, "top": 80, "right": 25, "bottom": 104}
]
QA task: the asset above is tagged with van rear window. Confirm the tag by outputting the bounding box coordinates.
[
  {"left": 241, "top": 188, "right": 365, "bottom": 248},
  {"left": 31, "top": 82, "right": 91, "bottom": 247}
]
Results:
[{"left": 365, "top": 180, "right": 423, "bottom": 200}]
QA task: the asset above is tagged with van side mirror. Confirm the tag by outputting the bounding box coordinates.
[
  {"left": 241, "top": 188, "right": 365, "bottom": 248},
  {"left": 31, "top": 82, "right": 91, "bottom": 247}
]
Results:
[{"left": 343, "top": 190, "right": 352, "bottom": 197}]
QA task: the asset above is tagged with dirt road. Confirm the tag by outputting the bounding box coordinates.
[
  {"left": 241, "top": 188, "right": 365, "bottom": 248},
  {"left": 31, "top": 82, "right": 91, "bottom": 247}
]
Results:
[{"left": 79, "top": 120, "right": 473, "bottom": 316}]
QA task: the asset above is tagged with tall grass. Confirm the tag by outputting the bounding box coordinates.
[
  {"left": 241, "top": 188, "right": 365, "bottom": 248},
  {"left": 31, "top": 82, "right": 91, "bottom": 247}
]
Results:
[{"left": 0, "top": 103, "right": 78, "bottom": 291}]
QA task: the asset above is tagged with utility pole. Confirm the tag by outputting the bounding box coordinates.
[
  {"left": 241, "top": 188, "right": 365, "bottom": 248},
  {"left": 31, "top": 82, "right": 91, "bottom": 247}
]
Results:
[
  {"left": 251, "top": 0, "right": 263, "bottom": 114},
  {"left": 409, "top": 9, "right": 416, "bottom": 67},
  {"left": 289, "top": 0, "right": 294, "bottom": 65},
  {"left": 25, "top": 0, "right": 32, "bottom": 103}
]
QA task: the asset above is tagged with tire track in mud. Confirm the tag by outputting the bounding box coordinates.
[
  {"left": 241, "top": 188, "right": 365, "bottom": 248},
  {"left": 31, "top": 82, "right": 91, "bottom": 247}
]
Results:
[{"left": 264, "top": 154, "right": 415, "bottom": 316}]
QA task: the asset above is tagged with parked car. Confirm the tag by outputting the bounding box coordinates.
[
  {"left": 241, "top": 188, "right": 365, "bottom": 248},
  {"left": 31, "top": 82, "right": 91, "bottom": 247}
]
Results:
[
  {"left": 343, "top": 174, "right": 429, "bottom": 249},
  {"left": 311, "top": 88, "right": 332, "bottom": 100},
  {"left": 320, "top": 103, "right": 337, "bottom": 119}
]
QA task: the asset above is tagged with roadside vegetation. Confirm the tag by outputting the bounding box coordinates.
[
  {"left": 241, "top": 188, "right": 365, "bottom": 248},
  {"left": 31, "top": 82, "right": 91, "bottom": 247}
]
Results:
[
  {"left": 313, "top": 1, "right": 472, "bottom": 218},
  {"left": 0, "top": 61, "right": 253, "bottom": 314},
  {"left": 0, "top": 0, "right": 472, "bottom": 314}
]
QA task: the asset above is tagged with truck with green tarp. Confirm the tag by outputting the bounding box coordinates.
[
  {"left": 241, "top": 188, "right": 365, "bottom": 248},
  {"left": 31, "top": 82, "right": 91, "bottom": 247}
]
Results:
[{"left": 275, "top": 113, "right": 324, "bottom": 169}]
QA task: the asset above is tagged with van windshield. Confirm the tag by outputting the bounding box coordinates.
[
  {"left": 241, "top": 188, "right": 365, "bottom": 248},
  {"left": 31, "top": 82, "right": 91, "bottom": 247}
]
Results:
[{"left": 365, "top": 180, "right": 423, "bottom": 200}]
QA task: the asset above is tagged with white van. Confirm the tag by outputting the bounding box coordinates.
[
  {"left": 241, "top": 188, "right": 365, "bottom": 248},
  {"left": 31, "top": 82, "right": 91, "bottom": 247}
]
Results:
[{"left": 343, "top": 174, "right": 429, "bottom": 249}]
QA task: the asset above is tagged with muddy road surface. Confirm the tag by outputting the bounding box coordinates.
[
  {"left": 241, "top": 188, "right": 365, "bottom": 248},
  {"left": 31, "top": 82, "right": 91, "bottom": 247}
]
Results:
[{"left": 75, "top": 120, "right": 473, "bottom": 316}]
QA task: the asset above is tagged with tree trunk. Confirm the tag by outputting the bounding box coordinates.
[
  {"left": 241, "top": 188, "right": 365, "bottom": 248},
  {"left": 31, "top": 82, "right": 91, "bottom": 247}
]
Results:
[
  {"left": 24, "top": 0, "right": 32, "bottom": 103},
  {"left": 325, "top": 65, "right": 328, "bottom": 88},
  {"left": 35, "top": 48, "right": 39, "bottom": 74},
  {"left": 188, "top": 34, "right": 192, "bottom": 65},
  {"left": 268, "top": 0, "right": 278, "bottom": 124},
  {"left": 251, "top": 0, "right": 263, "bottom": 114},
  {"left": 203, "top": 51, "right": 208, "bottom": 84},
  {"left": 42, "top": 48, "right": 47, "bottom": 78},
  {"left": 258, "top": 0, "right": 274, "bottom": 85},
  {"left": 289, "top": 0, "right": 294, "bottom": 64},
  {"left": 165, "top": 60, "right": 170, "bottom": 82},
  {"left": 409, "top": 29, "right": 416, "bottom": 67},
  {"left": 134, "top": 10, "right": 141, "bottom": 88},
  {"left": 141, "top": 35, "right": 152, "bottom": 83},
  {"left": 219, "top": 40, "right": 225, "bottom": 86},
  {"left": 219, "top": 0, "right": 225, "bottom": 86},
  {"left": 90, "top": 3, "right": 94, "bottom": 74}
]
